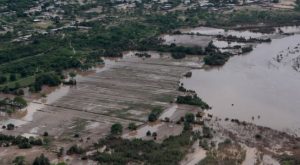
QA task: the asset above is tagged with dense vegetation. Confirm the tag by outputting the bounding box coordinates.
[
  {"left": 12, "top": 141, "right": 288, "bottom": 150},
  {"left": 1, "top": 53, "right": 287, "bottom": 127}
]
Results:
[
  {"left": 296, "top": 0, "right": 300, "bottom": 11},
  {"left": 32, "top": 154, "right": 50, "bottom": 165},
  {"left": 0, "top": 134, "right": 43, "bottom": 149},
  {"left": 1, "top": 1, "right": 300, "bottom": 93},
  {"left": 0, "top": 96, "right": 27, "bottom": 114},
  {"left": 204, "top": 52, "right": 231, "bottom": 66},
  {"left": 171, "top": 52, "right": 186, "bottom": 59},
  {"left": 0, "top": 0, "right": 38, "bottom": 15},
  {"left": 176, "top": 94, "right": 210, "bottom": 109},
  {"left": 92, "top": 131, "right": 193, "bottom": 165},
  {"left": 110, "top": 123, "right": 123, "bottom": 135},
  {"left": 148, "top": 107, "right": 163, "bottom": 122},
  {"left": 279, "top": 154, "right": 300, "bottom": 165},
  {"left": 31, "top": 73, "right": 61, "bottom": 92}
]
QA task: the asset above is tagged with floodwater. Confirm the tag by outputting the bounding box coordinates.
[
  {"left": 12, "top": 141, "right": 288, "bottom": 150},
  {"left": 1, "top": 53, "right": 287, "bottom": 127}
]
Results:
[
  {"left": 276, "top": 26, "right": 300, "bottom": 34},
  {"left": 161, "top": 34, "right": 212, "bottom": 47},
  {"left": 0, "top": 58, "right": 117, "bottom": 130},
  {"left": 180, "top": 26, "right": 300, "bottom": 39},
  {"left": 212, "top": 40, "right": 245, "bottom": 48},
  {"left": 0, "top": 85, "right": 70, "bottom": 131},
  {"left": 180, "top": 26, "right": 269, "bottom": 39},
  {"left": 182, "top": 34, "right": 300, "bottom": 135}
]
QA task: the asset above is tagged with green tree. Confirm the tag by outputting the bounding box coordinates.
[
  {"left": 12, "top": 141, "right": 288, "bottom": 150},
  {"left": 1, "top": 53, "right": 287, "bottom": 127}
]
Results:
[
  {"left": 15, "top": 82, "right": 21, "bottom": 89},
  {"left": 67, "top": 145, "right": 83, "bottom": 155},
  {"left": 128, "top": 123, "right": 137, "bottom": 130},
  {"left": 10, "top": 74, "right": 17, "bottom": 81},
  {"left": 2, "top": 86, "right": 9, "bottom": 93},
  {"left": 0, "top": 76, "right": 7, "bottom": 84},
  {"left": 185, "top": 113, "right": 195, "bottom": 123},
  {"left": 111, "top": 123, "right": 123, "bottom": 135},
  {"left": 171, "top": 52, "right": 186, "bottom": 59},
  {"left": 57, "top": 147, "right": 64, "bottom": 157},
  {"left": 13, "top": 96, "right": 27, "bottom": 108},
  {"left": 69, "top": 71, "right": 77, "bottom": 80},
  {"left": 12, "top": 156, "right": 25, "bottom": 165},
  {"left": 7, "top": 123, "right": 15, "bottom": 130},
  {"left": 32, "top": 154, "right": 50, "bottom": 165},
  {"left": 148, "top": 113, "right": 157, "bottom": 122},
  {"left": 148, "top": 107, "right": 163, "bottom": 122}
]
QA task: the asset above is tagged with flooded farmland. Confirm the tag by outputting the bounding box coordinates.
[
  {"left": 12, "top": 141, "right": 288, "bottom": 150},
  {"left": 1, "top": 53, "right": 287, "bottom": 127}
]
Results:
[{"left": 182, "top": 33, "right": 300, "bottom": 135}]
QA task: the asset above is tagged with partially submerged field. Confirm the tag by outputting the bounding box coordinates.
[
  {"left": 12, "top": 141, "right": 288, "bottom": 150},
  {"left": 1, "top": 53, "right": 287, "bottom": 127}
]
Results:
[{"left": 0, "top": 53, "right": 203, "bottom": 164}]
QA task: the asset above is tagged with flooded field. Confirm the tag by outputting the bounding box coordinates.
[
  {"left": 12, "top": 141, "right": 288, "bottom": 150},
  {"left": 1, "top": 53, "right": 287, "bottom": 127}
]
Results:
[
  {"left": 179, "top": 27, "right": 269, "bottom": 39},
  {"left": 182, "top": 34, "right": 300, "bottom": 135},
  {"left": 161, "top": 34, "right": 212, "bottom": 47},
  {"left": 0, "top": 52, "right": 203, "bottom": 142}
]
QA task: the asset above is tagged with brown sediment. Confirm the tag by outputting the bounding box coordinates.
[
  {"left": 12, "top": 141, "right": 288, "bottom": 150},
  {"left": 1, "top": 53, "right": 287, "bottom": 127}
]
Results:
[{"left": 1, "top": 53, "right": 203, "bottom": 144}]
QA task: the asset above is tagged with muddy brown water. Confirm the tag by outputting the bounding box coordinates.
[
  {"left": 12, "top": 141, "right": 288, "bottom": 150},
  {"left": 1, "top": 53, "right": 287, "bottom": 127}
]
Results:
[
  {"left": 180, "top": 26, "right": 300, "bottom": 38},
  {"left": 179, "top": 26, "right": 269, "bottom": 39},
  {"left": 182, "top": 34, "right": 300, "bottom": 136}
]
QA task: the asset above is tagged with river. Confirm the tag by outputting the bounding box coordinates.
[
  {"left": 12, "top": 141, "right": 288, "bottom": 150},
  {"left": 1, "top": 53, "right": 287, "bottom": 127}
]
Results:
[{"left": 182, "top": 34, "right": 300, "bottom": 135}]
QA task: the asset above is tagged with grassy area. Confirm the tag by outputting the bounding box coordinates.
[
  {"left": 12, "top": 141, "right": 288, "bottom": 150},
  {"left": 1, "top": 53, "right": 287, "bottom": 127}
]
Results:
[{"left": 0, "top": 75, "right": 35, "bottom": 89}]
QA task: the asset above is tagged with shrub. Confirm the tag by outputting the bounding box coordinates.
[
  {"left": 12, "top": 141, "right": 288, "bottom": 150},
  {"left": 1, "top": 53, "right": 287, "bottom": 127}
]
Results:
[
  {"left": 12, "top": 156, "right": 25, "bottom": 165},
  {"left": 43, "top": 132, "right": 48, "bottom": 137},
  {"left": 171, "top": 52, "right": 186, "bottom": 59},
  {"left": 146, "top": 131, "right": 151, "bottom": 136},
  {"left": 199, "top": 139, "right": 209, "bottom": 150},
  {"left": 10, "top": 74, "right": 16, "bottom": 81},
  {"left": 148, "top": 107, "right": 163, "bottom": 122},
  {"left": 18, "top": 142, "right": 32, "bottom": 149},
  {"left": 33, "top": 154, "right": 50, "bottom": 165},
  {"left": 111, "top": 123, "right": 123, "bottom": 135},
  {"left": 0, "top": 76, "right": 7, "bottom": 84},
  {"left": 185, "top": 113, "right": 195, "bottom": 123},
  {"left": 13, "top": 96, "right": 27, "bottom": 108},
  {"left": 203, "top": 126, "right": 213, "bottom": 139},
  {"left": 128, "top": 123, "right": 137, "bottom": 130},
  {"left": 7, "top": 123, "right": 15, "bottom": 130},
  {"left": 57, "top": 147, "right": 64, "bottom": 157},
  {"left": 33, "top": 73, "right": 61, "bottom": 92},
  {"left": 204, "top": 52, "right": 230, "bottom": 66},
  {"left": 255, "top": 134, "right": 262, "bottom": 140},
  {"left": 176, "top": 94, "right": 210, "bottom": 109},
  {"left": 241, "top": 46, "right": 253, "bottom": 53},
  {"left": 67, "top": 145, "right": 84, "bottom": 155}
]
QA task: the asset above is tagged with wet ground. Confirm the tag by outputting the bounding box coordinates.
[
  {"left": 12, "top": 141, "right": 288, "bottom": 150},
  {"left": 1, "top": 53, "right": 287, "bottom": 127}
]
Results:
[{"left": 0, "top": 52, "right": 203, "bottom": 141}]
